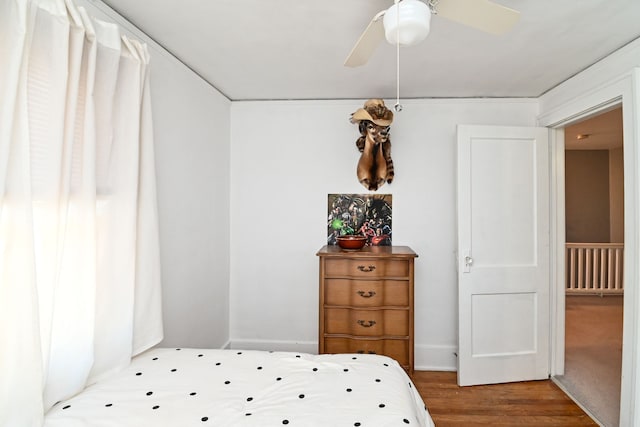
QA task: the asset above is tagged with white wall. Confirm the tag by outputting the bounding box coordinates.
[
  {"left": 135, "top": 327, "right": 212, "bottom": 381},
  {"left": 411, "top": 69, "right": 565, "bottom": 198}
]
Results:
[
  {"left": 150, "top": 49, "right": 231, "bottom": 349},
  {"left": 229, "top": 98, "right": 538, "bottom": 369},
  {"left": 79, "top": 0, "right": 232, "bottom": 348}
]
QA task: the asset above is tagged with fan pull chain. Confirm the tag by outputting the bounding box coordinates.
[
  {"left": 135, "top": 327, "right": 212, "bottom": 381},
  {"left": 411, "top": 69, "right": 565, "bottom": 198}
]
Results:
[
  {"left": 395, "top": 37, "right": 402, "bottom": 112},
  {"left": 394, "top": 0, "right": 403, "bottom": 112}
]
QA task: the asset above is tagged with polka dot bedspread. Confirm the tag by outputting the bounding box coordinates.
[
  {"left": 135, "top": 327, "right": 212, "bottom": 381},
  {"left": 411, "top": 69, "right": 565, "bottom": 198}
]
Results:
[{"left": 44, "top": 347, "right": 435, "bottom": 427}]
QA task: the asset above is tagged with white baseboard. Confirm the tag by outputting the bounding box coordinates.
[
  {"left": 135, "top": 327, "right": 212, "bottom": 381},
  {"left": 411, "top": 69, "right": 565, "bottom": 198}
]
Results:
[
  {"left": 229, "top": 339, "right": 318, "bottom": 354},
  {"left": 229, "top": 339, "right": 458, "bottom": 371}
]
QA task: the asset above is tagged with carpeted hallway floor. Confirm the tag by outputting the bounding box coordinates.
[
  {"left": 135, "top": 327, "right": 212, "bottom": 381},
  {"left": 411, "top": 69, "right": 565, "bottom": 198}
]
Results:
[{"left": 555, "top": 295, "right": 623, "bottom": 427}]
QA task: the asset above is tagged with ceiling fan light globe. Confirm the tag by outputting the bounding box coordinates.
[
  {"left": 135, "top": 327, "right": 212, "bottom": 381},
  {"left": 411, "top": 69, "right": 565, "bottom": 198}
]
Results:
[{"left": 383, "top": 0, "right": 431, "bottom": 46}]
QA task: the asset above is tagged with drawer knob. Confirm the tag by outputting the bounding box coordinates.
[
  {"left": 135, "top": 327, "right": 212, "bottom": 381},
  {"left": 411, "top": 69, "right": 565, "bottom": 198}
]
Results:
[
  {"left": 357, "top": 265, "right": 376, "bottom": 272},
  {"left": 357, "top": 320, "right": 377, "bottom": 328},
  {"left": 357, "top": 290, "right": 376, "bottom": 298}
]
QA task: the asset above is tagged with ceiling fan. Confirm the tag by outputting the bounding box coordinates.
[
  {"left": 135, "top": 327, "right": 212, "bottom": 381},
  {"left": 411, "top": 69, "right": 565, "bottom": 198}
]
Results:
[{"left": 344, "top": 0, "right": 520, "bottom": 67}]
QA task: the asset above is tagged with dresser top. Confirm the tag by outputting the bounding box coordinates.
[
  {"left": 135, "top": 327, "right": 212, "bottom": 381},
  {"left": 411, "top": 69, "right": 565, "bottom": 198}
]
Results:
[{"left": 316, "top": 245, "right": 417, "bottom": 258}]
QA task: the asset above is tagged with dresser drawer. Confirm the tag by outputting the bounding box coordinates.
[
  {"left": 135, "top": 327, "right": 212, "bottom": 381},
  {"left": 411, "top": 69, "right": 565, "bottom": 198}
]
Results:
[
  {"left": 324, "top": 308, "right": 409, "bottom": 336},
  {"left": 324, "top": 279, "right": 409, "bottom": 307},
  {"left": 324, "top": 258, "right": 410, "bottom": 278},
  {"left": 323, "top": 337, "right": 409, "bottom": 366}
]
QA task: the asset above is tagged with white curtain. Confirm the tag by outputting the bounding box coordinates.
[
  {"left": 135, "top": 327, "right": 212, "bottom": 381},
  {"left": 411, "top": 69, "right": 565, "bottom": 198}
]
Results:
[{"left": 0, "top": 0, "right": 163, "bottom": 426}]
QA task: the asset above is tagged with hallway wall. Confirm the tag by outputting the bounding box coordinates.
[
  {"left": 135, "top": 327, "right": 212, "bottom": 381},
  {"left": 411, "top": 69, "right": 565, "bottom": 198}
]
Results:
[{"left": 565, "top": 150, "right": 611, "bottom": 242}]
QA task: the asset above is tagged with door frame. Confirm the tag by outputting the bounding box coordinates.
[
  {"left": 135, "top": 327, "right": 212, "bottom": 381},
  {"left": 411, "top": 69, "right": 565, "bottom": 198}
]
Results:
[{"left": 540, "top": 69, "right": 640, "bottom": 427}]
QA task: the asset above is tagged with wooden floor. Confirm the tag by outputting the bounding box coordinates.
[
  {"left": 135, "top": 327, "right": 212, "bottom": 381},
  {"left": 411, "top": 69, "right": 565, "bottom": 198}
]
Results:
[{"left": 413, "top": 371, "right": 598, "bottom": 426}]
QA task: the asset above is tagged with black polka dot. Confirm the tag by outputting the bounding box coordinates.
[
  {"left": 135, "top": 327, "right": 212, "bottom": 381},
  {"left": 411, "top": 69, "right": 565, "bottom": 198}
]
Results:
[
  {"left": 190, "top": 392, "right": 197, "bottom": 396},
  {"left": 379, "top": 403, "right": 386, "bottom": 408},
  {"left": 282, "top": 420, "right": 289, "bottom": 425},
  {"left": 355, "top": 423, "right": 361, "bottom": 426},
  {"left": 403, "top": 419, "right": 410, "bottom": 424},
  {"left": 298, "top": 394, "right": 305, "bottom": 399},
  {"left": 152, "top": 357, "right": 158, "bottom": 361},
  {"left": 105, "top": 403, "right": 112, "bottom": 407},
  {"left": 170, "top": 368, "right": 177, "bottom": 372},
  {"left": 201, "top": 417, "right": 208, "bottom": 422},
  {"left": 352, "top": 357, "right": 357, "bottom": 360},
  {"left": 246, "top": 413, "right": 252, "bottom": 416},
  {"left": 176, "top": 348, "right": 181, "bottom": 351},
  {"left": 224, "top": 380, "right": 231, "bottom": 384},
  {"left": 152, "top": 405, "right": 160, "bottom": 410},
  {"left": 312, "top": 368, "right": 318, "bottom": 372},
  {"left": 198, "top": 354, "right": 204, "bottom": 357},
  {"left": 276, "top": 377, "right": 282, "bottom": 381},
  {"left": 135, "top": 372, "right": 142, "bottom": 376},
  {"left": 146, "top": 391, "right": 153, "bottom": 396},
  {"left": 296, "top": 355, "right": 301, "bottom": 358},
  {"left": 216, "top": 362, "right": 221, "bottom": 366},
  {"left": 237, "top": 352, "right": 243, "bottom": 355},
  {"left": 343, "top": 369, "right": 349, "bottom": 372},
  {"left": 62, "top": 405, "right": 70, "bottom": 410},
  {"left": 383, "top": 363, "right": 389, "bottom": 367},
  {"left": 375, "top": 379, "right": 381, "bottom": 382},
  {"left": 346, "top": 388, "right": 352, "bottom": 392},
  {"left": 257, "top": 366, "right": 263, "bottom": 370},
  {"left": 247, "top": 397, "right": 253, "bottom": 402}
]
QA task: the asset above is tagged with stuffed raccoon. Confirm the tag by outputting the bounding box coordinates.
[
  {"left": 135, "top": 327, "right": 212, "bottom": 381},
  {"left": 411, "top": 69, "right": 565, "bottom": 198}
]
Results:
[{"left": 350, "top": 99, "right": 395, "bottom": 190}]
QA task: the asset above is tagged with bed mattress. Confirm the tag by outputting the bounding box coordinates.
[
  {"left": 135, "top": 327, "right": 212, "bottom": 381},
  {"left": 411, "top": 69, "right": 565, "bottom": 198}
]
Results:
[{"left": 44, "top": 347, "right": 434, "bottom": 426}]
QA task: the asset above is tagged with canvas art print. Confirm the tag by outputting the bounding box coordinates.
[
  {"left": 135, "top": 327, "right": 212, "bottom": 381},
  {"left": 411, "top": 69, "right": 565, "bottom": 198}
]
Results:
[{"left": 327, "top": 193, "right": 392, "bottom": 246}]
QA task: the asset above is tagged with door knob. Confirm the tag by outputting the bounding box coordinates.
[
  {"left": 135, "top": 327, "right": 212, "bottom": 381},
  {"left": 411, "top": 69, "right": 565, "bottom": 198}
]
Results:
[{"left": 463, "top": 253, "right": 474, "bottom": 273}]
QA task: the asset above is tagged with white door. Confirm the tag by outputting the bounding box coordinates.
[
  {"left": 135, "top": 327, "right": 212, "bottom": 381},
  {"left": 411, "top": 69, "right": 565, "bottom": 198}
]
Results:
[{"left": 457, "top": 125, "right": 550, "bottom": 386}]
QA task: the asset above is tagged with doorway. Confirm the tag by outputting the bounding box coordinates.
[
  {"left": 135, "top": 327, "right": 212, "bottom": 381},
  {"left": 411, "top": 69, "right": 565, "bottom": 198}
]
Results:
[
  {"left": 555, "top": 107, "right": 624, "bottom": 427},
  {"left": 543, "top": 70, "right": 640, "bottom": 427}
]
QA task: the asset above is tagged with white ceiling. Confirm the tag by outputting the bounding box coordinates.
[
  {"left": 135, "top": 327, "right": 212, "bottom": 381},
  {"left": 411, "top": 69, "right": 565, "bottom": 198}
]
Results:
[{"left": 98, "top": 0, "right": 640, "bottom": 101}]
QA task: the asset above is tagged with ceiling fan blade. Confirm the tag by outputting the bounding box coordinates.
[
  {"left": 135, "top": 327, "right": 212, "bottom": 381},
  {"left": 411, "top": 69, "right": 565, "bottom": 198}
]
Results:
[
  {"left": 434, "top": 0, "right": 520, "bottom": 35},
  {"left": 344, "top": 11, "right": 386, "bottom": 67}
]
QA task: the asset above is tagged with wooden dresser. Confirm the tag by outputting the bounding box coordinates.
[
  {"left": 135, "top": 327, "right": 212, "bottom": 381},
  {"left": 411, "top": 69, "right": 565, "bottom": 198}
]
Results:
[{"left": 316, "top": 245, "right": 417, "bottom": 374}]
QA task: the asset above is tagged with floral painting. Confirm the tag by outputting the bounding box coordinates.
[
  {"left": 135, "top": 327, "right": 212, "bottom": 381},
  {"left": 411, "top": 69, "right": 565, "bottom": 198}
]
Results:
[{"left": 327, "top": 193, "right": 392, "bottom": 246}]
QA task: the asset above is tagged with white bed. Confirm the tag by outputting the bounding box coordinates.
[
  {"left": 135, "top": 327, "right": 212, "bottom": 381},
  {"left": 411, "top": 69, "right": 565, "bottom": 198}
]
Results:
[{"left": 44, "top": 347, "right": 435, "bottom": 427}]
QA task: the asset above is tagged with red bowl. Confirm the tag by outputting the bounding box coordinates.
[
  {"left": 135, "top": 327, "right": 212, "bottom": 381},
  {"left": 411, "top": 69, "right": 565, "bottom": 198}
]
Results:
[{"left": 336, "top": 235, "right": 367, "bottom": 250}]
